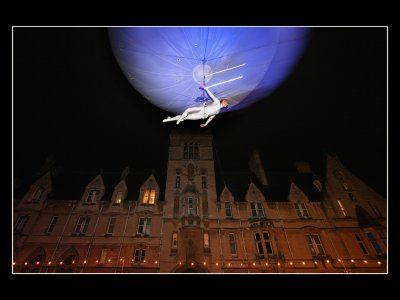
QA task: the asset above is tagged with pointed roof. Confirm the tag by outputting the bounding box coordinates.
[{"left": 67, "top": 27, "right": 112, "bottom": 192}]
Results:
[
  {"left": 290, "top": 173, "right": 322, "bottom": 202},
  {"left": 124, "top": 167, "right": 166, "bottom": 202},
  {"left": 288, "top": 180, "right": 309, "bottom": 203},
  {"left": 102, "top": 171, "right": 124, "bottom": 200}
]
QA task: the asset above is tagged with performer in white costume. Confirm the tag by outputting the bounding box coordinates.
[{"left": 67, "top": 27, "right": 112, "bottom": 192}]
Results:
[{"left": 163, "top": 84, "right": 229, "bottom": 127}]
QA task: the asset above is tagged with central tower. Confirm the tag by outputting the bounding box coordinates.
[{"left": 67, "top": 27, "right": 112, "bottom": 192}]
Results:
[{"left": 160, "top": 130, "right": 218, "bottom": 272}]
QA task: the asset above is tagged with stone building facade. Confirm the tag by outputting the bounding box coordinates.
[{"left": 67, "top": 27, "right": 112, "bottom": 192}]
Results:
[{"left": 13, "top": 131, "right": 387, "bottom": 273}]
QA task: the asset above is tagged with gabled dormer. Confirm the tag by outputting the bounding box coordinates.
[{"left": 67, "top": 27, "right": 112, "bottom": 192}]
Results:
[
  {"left": 245, "top": 182, "right": 266, "bottom": 203},
  {"left": 220, "top": 185, "right": 234, "bottom": 218},
  {"left": 288, "top": 180, "right": 310, "bottom": 219},
  {"left": 220, "top": 185, "right": 234, "bottom": 203},
  {"left": 288, "top": 180, "right": 309, "bottom": 203},
  {"left": 245, "top": 182, "right": 266, "bottom": 219},
  {"left": 139, "top": 174, "right": 160, "bottom": 205},
  {"left": 22, "top": 171, "right": 52, "bottom": 204},
  {"left": 112, "top": 180, "right": 128, "bottom": 205},
  {"left": 82, "top": 174, "right": 105, "bottom": 205}
]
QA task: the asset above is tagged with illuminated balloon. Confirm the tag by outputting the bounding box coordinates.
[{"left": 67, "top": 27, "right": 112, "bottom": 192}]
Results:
[{"left": 108, "top": 27, "right": 310, "bottom": 114}]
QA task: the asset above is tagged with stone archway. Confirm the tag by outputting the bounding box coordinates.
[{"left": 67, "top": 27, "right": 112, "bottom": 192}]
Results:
[
  {"left": 57, "top": 247, "right": 79, "bottom": 273},
  {"left": 23, "top": 247, "right": 46, "bottom": 273}
]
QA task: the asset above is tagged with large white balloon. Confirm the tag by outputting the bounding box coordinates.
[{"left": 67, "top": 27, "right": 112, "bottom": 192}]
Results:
[{"left": 109, "top": 27, "right": 310, "bottom": 114}]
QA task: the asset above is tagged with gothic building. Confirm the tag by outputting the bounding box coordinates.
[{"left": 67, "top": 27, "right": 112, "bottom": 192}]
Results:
[{"left": 13, "top": 131, "right": 387, "bottom": 273}]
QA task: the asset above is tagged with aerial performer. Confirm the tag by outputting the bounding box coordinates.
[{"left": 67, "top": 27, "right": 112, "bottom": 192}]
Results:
[
  {"left": 162, "top": 84, "right": 229, "bottom": 127},
  {"left": 108, "top": 27, "right": 311, "bottom": 127}
]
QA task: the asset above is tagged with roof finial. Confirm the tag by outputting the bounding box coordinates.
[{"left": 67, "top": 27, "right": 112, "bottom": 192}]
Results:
[{"left": 121, "top": 166, "right": 130, "bottom": 179}]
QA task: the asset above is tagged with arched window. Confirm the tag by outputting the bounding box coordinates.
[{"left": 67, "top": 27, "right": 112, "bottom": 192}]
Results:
[
  {"left": 204, "top": 232, "right": 210, "bottom": 252},
  {"left": 58, "top": 255, "right": 77, "bottom": 272},
  {"left": 23, "top": 253, "right": 45, "bottom": 273},
  {"left": 114, "top": 191, "right": 124, "bottom": 205},
  {"left": 172, "top": 232, "right": 178, "bottom": 249},
  {"left": 187, "top": 197, "right": 198, "bottom": 216},
  {"left": 57, "top": 250, "right": 78, "bottom": 273},
  {"left": 201, "top": 173, "right": 207, "bottom": 189},
  {"left": 175, "top": 172, "right": 181, "bottom": 188}
]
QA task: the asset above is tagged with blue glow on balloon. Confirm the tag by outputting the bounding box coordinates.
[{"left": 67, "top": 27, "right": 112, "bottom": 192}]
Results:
[{"left": 108, "top": 27, "right": 310, "bottom": 114}]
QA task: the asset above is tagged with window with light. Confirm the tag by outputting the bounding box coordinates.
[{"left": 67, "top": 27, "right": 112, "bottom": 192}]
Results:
[{"left": 142, "top": 189, "right": 156, "bottom": 204}]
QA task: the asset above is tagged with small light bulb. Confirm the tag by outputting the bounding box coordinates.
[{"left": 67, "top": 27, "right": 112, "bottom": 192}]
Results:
[
  {"left": 228, "top": 263, "right": 231, "bottom": 266},
  {"left": 289, "top": 262, "right": 293, "bottom": 265},
  {"left": 179, "top": 261, "right": 182, "bottom": 265},
  {"left": 351, "top": 259, "right": 354, "bottom": 263},
  {"left": 252, "top": 262, "right": 256, "bottom": 266},
  {"left": 191, "top": 262, "right": 194, "bottom": 266},
  {"left": 59, "top": 261, "right": 63, "bottom": 265},
  {"left": 48, "top": 261, "right": 52, "bottom": 265},
  {"left": 155, "top": 261, "right": 158, "bottom": 264},
  {"left": 265, "top": 263, "right": 268, "bottom": 266},
  {"left": 36, "top": 262, "right": 40, "bottom": 265},
  {"left": 13, "top": 262, "right": 16, "bottom": 265},
  {"left": 216, "top": 263, "right": 219, "bottom": 266},
  {"left": 83, "top": 260, "right": 87, "bottom": 264},
  {"left": 378, "top": 261, "right": 381, "bottom": 265},
  {"left": 277, "top": 262, "right": 281, "bottom": 266},
  {"left": 364, "top": 260, "right": 368, "bottom": 264},
  {"left": 326, "top": 260, "right": 330, "bottom": 264},
  {"left": 314, "top": 261, "right": 318, "bottom": 264},
  {"left": 203, "top": 262, "right": 206, "bottom": 265},
  {"left": 24, "top": 262, "right": 28, "bottom": 265},
  {"left": 302, "top": 261, "right": 305, "bottom": 265}
]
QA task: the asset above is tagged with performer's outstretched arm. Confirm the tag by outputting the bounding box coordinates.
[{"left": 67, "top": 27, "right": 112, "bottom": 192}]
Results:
[
  {"left": 200, "top": 115, "right": 215, "bottom": 127},
  {"left": 203, "top": 86, "right": 220, "bottom": 104}
]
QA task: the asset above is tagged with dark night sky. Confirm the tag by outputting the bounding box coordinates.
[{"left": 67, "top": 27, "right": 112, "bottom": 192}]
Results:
[{"left": 13, "top": 27, "right": 387, "bottom": 198}]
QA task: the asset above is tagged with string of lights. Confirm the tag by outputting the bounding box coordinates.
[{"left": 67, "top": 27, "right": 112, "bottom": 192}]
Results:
[{"left": 14, "top": 258, "right": 384, "bottom": 268}]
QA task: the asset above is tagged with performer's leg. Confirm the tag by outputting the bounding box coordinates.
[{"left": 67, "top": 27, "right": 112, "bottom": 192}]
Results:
[
  {"left": 183, "top": 112, "right": 203, "bottom": 120},
  {"left": 177, "top": 106, "right": 202, "bottom": 124},
  {"left": 163, "top": 115, "right": 181, "bottom": 122}
]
